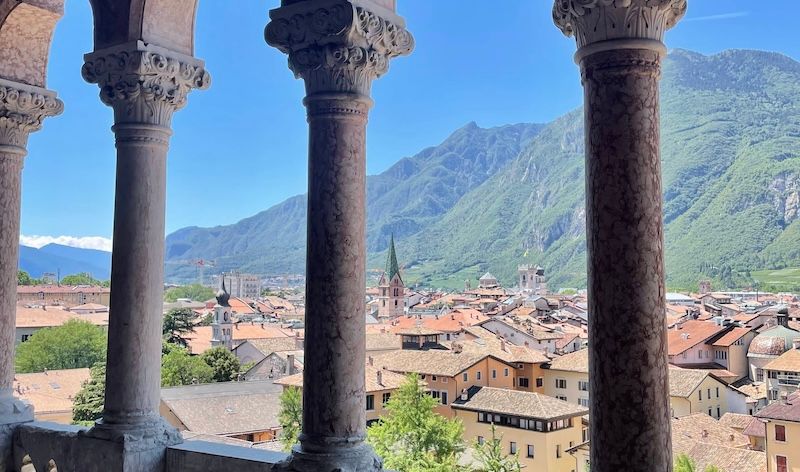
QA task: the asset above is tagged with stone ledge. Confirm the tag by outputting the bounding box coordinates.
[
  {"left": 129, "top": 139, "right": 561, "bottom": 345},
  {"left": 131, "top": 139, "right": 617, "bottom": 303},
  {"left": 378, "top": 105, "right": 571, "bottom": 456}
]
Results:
[{"left": 166, "top": 440, "right": 287, "bottom": 471}]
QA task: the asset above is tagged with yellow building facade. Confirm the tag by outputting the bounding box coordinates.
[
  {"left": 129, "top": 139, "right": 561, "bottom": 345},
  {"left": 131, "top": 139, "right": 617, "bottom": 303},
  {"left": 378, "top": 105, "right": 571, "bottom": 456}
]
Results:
[{"left": 453, "top": 386, "right": 587, "bottom": 471}]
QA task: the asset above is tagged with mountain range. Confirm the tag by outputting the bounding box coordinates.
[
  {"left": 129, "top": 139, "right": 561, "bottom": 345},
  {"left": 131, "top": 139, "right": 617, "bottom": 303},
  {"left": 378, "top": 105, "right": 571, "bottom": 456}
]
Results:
[
  {"left": 19, "top": 244, "right": 111, "bottom": 280},
  {"left": 164, "top": 49, "right": 800, "bottom": 290}
]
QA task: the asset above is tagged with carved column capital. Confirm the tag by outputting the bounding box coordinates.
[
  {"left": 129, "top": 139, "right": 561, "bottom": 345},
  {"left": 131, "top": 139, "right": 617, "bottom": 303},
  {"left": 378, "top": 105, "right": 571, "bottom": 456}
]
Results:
[
  {"left": 0, "top": 78, "right": 63, "bottom": 153},
  {"left": 265, "top": 0, "right": 414, "bottom": 97},
  {"left": 82, "top": 41, "right": 210, "bottom": 127},
  {"left": 553, "top": 0, "right": 687, "bottom": 51}
]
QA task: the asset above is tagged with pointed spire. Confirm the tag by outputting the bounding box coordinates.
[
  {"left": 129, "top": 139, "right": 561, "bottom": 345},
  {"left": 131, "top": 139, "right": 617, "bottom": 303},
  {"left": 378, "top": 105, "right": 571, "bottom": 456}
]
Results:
[
  {"left": 385, "top": 234, "right": 401, "bottom": 283},
  {"left": 216, "top": 277, "right": 230, "bottom": 307}
]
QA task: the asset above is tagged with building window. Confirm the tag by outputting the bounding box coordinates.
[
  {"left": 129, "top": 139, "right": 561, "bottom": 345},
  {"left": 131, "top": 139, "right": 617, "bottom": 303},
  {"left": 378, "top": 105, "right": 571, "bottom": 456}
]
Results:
[
  {"left": 463, "top": 373, "right": 468, "bottom": 382},
  {"left": 366, "top": 395, "right": 375, "bottom": 411},
  {"left": 579, "top": 398, "right": 590, "bottom": 407},
  {"left": 716, "top": 407, "right": 720, "bottom": 418},
  {"left": 492, "top": 369, "right": 497, "bottom": 379},
  {"left": 707, "top": 388, "right": 711, "bottom": 399},
  {"left": 382, "top": 393, "right": 391, "bottom": 405},
  {"left": 556, "top": 378, "right": 567, "bottom": 389},
  {"left": 557, "top": 395, "right": 567, "bottom": 401},
  {"left": 578, "top": 381, "right": 589, "bottom": 392},
  {"left": 756, "top": 369, "right": 764, "bottom": 381},
  {"left": 478, "top": 412, "right": 485, "bottom": 422},
  {"left": 442, "top": 377, "right": 448, "bottom": 383},
  {"left": 776, "top": 424, "right": 787, "bottom": 442},
  {"left": 527, "top": 444, "right": 534, "bottom": 458},
  {"left": 441, "top": 391, "right": 448, "bottom": 405},
  {"left": 477, "top": 371, "right": 482, "bottom": 380},
  {"left": 777, "top": 455, "right": 788, "bottom": 472},
  {"left": 20, "top": 334, "right": 30, "bottom": 342},
  {"left": 504, "top": 368, "right": 509, "bottom": 377},
  {"left": 556, "top": 445, "right": 561, "bottom": 458},
  {"left": 432, "top": 375, "right": 437, "bottom": 382},
  {"left": 769, "top": 371, "right": 778, "bottom": 379},
  {"left": 518, "top": 378, "right": 530, "bottom": 388},
  {"left": 698, "top": 391, "right": 702, "bottom": 401},
  {"left": 510, "top": 442, "right": 517, "bottom": 455},
  {"left": 716, "top": 387, "right": 720, "bottom": 398},
  {"left": 536, "top": 377, "right": 543, "bottom": 388}
]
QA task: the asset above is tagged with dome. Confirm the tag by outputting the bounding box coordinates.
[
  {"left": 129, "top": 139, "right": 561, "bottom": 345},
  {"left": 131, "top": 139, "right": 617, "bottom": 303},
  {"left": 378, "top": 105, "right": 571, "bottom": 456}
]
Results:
[
  {"left": 215, "top": 280, "right": 231, "bottom": 307},
  {"left": 748, "top": 325, "right": 800, "bottom": 357}
]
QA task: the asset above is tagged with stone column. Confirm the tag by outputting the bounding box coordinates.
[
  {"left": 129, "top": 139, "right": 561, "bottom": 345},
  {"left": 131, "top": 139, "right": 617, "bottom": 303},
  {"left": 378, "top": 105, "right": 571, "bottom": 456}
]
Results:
[
  {"left": 266, "top": 1, "right": 412, "bottom": 470},
  {"left": 80, "top": 41, "right": 209, "bottom": 470},
  {"left": 0, "top": 78, "right": 62, "bottom": 471},
  {"left": 552, "top": 1, "right": 687, "bottom": 471}
]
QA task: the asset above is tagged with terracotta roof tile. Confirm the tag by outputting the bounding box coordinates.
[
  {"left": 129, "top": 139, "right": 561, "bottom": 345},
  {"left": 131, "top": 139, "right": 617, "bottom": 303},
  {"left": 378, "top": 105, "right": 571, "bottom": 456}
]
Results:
[
  {"left": 712, "top": 328, "right": 752, "bottom": 347},
  {"left": 276, "top": 365, "right": 407, "bottom": 393},
  {"left": 667, "top": 321, "right": 727, "bottom": 356},
  {"left": 452, "top": 386, "right": 587, "bottom": 420},
  {"left": 13, "top": 368, "right": 90, "bottom": 416}
]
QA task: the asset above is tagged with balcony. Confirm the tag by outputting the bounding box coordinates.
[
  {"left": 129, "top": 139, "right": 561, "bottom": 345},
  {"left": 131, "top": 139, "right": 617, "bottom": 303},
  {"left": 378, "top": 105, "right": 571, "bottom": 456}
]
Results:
[{"left": 0, "top": 0, "right": 689, "bottom": 471}]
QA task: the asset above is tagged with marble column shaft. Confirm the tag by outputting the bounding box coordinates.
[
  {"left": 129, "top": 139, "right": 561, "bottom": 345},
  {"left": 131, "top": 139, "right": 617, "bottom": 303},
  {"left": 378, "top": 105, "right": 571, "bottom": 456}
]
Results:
[
  {"left": 303, "top": 94, "right": 370, "bottom": 447},
  {"left": 0, "top": 147, "right": 23, "bottom": 405},
  {"left": 581, "top": 47, "right": 672, "bottom": 471},
  {"left": 102, "top": 123, "right": 171, "bottom": 427},
  {"left": 266, "top": 2, "right": 412, "bottom": 470},
  {"left": 0, "top": 79, "right": 63, "bottom": 471},
  {"left": 552, "top": 2, "right": 687, "bottom": 470},
  {"left": 81, "top": 42, "right": 209, "bottom": 440}
]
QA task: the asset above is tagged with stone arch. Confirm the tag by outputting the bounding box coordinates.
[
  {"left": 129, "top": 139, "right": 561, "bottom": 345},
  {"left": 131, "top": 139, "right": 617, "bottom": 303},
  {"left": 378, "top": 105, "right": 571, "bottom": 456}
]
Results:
[
  {"left": 88, "top": 0, "right": 198, "bottom": 54},
  {"left": 0, "top": 0, "right": 64, "bottom": 87}
]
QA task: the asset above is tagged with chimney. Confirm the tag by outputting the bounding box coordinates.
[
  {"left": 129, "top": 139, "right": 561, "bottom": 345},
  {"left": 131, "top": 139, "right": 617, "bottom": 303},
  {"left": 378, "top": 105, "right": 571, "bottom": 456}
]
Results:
[
  {"left": 500, "top": 340, "right": 507, "bottom": 352},
  {"left": 377, "top": 370, "right": 383, "bottom": 387},
  {"left": 368, "top": 356, "right": 374, "bottom": 367},
  {"left": 729, "top": 434, "right": 735, "bottom": 442},
  {"left": 460, "top": 388, "right": 468, "bottom": 401},
  {"left": 261, "top": 323, "right": 265, "bottom": 329},
  {"left": 287, "top": 354, "right": 295, "bottom": 375},
  {"left": 701, "top": 429, "right": 708, "bottom": 438}
]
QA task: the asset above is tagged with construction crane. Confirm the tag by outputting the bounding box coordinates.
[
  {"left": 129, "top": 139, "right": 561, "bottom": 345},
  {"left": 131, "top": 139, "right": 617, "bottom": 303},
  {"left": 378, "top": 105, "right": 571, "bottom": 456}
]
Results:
[{"left": 165, "top": 259, "right": 216, "bottom": 286}]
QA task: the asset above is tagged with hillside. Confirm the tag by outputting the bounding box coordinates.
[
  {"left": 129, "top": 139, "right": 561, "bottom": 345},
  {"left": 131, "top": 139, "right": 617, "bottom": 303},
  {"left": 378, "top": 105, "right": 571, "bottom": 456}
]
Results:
[
  {"left": 165, "top": 123, "right": 544, "bottom": 280},
  {"left": 165, "top": 49, "right": 800, "bottom": 290}
]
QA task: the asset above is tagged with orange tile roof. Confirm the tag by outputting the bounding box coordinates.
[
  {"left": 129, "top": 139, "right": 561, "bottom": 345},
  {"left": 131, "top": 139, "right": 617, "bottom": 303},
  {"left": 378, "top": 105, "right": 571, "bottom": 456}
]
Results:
[
  {"left": 14, "top": 368, "right": 90, "bottom": 417},
  {"left": 668, "top": 321, "right": 727, "bottom": 356},
  {"left": 185, "top": 324, "right": 292, "bottom": 355},
  {"left": 15, "top": 306, "right": 109, "bottom": 329},
  {"left": 390, "top": 310, "right": 487, "bottom": 334},
  {"left": 712, "top": 328, "right": 752, "bottom": 347}
]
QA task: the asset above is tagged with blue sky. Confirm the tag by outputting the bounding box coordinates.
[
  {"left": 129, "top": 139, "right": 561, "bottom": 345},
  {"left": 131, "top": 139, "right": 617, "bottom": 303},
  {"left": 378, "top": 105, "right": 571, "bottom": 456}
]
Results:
[{"left": 19, "top": 1, "right": 800, "bottom": 251}]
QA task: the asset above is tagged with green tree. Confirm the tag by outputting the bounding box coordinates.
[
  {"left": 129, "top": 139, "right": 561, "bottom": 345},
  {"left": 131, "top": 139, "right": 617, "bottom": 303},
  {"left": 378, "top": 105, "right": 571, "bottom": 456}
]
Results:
[
  {"left": 17, "top": 270, "right": 34, "bottom": 286},
  {"left": 161, "top": 346, "right": 213, "bottom": 387},
  {"left": 164, "top": 284, "right": 216, "bottom": 303},
  {"left": 367, "top": 374, "right": 464, "bottom": 471},
  {"left": 471, "top": 424, "right": 521, "bottom": 472},
  {"left": 278, "top": 386, "right": 302, "bottom": 452},
  {"left": 201, "top": 346, "right": 241, "bottom": 382},
  {"left": 15, "top": 320, "right": 107, "bottom": 373},
  {"left": 60, "top": 272, "right": 107, "bottom": 286},
  {"left": 162, "top": 308, "right": 196, "bottom": 347},
  {"left": 72, "top": 362, "right": 106, "bottom": 426},
  {"left": 674, "top": 454, "right": 721, "bottom": 472}
]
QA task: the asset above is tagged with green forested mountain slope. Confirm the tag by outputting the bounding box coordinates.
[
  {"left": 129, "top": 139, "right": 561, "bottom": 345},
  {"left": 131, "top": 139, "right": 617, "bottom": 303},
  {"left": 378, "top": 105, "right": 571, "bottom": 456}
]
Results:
[
  {"left": 165, "top": 123, "right": 543, "bottom": 280},
  {"left": 166, "top": 49, "right": 800, "bottom": 290}
]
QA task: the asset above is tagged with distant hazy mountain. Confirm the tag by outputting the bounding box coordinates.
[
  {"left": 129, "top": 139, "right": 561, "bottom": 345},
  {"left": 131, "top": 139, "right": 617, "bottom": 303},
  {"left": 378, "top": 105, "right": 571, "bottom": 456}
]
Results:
[
  {"left": 165, "top": 49, "right": 800, "bottom": 290},
  {"left": 19, "top": 243, "right": 111, "bottom": 280}
]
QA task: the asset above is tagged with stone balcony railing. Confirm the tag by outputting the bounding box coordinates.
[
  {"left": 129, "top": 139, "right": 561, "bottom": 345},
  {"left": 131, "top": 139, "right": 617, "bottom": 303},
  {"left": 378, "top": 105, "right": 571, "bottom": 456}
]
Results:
[{"left": 14, "top": 422, "right": 287, "bottom": 472}]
